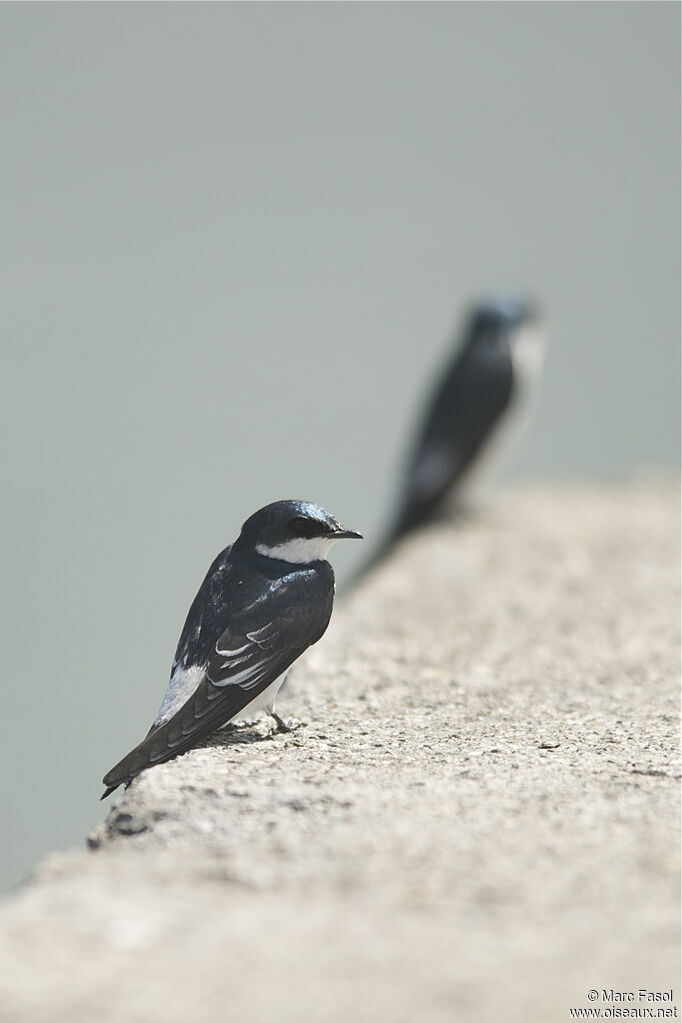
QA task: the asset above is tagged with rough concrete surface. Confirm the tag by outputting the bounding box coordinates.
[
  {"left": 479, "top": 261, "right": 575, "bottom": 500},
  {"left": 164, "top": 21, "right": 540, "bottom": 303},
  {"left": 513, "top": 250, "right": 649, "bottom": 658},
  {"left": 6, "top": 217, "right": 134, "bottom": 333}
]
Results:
[{"left": 0, "top": 483, "right": 679, "bottom": 1023}]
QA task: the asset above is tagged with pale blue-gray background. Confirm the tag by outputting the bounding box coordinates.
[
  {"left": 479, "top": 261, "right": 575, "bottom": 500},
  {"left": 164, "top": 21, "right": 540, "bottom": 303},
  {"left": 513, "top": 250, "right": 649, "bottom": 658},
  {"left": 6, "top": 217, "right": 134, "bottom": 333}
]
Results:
[{"left": 0, "top": 2, "right": 679, "bottom": 891}]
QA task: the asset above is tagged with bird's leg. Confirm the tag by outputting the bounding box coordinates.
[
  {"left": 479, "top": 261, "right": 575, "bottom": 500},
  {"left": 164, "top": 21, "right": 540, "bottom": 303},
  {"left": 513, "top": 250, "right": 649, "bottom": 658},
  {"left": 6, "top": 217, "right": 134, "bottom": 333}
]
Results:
[
  {"left": 268, "top": 708, "right": 305, "bottom": 735},
  {"left": 267, "top": 674, "right": 304, "bottom": 734},
  {"left": 269, "top": 710, "right": 293, "bottom": 734}
]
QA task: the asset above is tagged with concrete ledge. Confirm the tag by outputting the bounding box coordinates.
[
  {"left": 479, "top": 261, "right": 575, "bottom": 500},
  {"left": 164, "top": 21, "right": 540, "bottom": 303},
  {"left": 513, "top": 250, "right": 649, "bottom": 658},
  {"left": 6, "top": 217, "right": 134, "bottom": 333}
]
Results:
[{"left": 0, "top": 483, "right": 678, "bottom": 1023}]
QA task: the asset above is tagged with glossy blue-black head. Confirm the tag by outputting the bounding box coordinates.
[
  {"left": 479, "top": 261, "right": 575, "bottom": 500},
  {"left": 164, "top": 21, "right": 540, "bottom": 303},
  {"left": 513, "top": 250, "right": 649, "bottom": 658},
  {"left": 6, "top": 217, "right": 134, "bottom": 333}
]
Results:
[
  {"left": 235, "top": 500, "right": 363, "bottom": 564},
  {"left": 464, "top": 295, "right": 539, "bottom": 353}
]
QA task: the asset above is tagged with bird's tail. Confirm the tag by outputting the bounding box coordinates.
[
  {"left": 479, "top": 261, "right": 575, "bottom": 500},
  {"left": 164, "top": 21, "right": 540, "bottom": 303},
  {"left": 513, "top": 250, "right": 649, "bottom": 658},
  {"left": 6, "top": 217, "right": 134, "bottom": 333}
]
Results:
[
  {"left": 101, "top": 677, "right": 240, "bottom": 799},
  {"left": 101, "top": 724, "right": 167, "bottom": 799},
  {"left": 101, "top": 740, "right": 148, "bottom": 799}
]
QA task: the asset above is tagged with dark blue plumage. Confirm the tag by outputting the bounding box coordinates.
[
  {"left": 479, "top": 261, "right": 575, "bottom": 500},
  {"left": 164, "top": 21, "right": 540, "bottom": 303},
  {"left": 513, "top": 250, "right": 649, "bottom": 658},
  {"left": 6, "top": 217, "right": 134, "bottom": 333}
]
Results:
[
  {"left": 389, "top": 296, "right": 540, "bottom": 540},
  {"left": 102, "top": 500, "right": 362, "bottom": 798}
]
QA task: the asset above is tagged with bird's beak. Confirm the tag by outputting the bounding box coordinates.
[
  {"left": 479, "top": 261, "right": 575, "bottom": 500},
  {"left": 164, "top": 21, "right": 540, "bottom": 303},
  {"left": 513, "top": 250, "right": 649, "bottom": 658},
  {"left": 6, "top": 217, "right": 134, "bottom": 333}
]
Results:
[{"left": 333, "top": 527, "right": 363, "bottom": 540}]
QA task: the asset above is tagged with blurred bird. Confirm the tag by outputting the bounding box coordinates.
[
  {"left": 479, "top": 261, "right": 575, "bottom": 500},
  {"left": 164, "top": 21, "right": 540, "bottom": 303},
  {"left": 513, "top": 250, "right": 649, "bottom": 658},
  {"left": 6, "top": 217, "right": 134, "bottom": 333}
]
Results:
[
  {"left": 359, "top": 295, "right": 544, "bottom": 574},
  {"left": 101, "top": 500, "right": 362, "bottom": 798}
]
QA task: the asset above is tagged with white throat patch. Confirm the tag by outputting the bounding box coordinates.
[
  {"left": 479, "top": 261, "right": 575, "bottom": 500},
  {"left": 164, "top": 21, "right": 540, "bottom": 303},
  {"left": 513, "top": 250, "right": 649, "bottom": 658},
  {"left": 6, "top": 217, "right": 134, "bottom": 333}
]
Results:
[
  {"left": 510, "top": 325, "right": 546, "bottom": 385},
  {"left": 255, "top": 536, "right": 338, "bottom": 564}
]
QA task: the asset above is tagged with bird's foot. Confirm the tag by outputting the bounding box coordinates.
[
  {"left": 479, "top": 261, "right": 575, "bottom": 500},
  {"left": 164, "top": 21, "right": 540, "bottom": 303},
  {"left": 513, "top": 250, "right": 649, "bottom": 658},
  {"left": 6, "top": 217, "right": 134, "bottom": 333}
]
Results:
[{"left": 268, "top": 712, "right": 304, "bottom": 735}]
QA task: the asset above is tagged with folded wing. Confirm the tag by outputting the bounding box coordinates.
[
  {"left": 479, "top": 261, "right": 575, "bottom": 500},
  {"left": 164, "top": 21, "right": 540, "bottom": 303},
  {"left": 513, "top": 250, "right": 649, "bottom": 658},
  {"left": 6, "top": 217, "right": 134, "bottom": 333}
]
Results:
[{"left": 101, "top": 578, "right": 329, "bottom": 796}]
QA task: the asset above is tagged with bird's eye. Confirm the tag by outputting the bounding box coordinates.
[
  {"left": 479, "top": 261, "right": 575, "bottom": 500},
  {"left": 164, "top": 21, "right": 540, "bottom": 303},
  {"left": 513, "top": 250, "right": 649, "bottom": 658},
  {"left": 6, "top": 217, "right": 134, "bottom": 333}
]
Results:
[{"left": 289, "top": 516, "right": 320, "bottom": 538}]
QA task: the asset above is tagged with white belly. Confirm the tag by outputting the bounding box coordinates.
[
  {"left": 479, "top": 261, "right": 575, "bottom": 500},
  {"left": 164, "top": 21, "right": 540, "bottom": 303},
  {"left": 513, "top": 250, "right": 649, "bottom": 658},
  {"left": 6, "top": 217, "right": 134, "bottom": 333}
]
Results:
[{"left": 229, "top": 674, "right": 286, "bottom": 722}]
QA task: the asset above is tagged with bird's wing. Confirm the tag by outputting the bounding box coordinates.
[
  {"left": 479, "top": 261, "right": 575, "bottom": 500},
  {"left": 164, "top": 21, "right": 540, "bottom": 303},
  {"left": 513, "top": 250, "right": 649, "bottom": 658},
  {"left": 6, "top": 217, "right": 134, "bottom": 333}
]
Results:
[
  {"left": 102, "top": 576, "right": 330, "bottom": 795},
  {"left": 393, "top": 352, "right": 514, "bottom": 535}
]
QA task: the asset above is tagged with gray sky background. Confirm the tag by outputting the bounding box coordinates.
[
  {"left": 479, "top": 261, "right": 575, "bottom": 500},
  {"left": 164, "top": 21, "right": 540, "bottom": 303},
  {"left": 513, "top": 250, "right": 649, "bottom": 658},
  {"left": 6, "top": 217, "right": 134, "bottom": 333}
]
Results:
[{"left": 0, "top": 2, "right": 679, "bottom": 892}]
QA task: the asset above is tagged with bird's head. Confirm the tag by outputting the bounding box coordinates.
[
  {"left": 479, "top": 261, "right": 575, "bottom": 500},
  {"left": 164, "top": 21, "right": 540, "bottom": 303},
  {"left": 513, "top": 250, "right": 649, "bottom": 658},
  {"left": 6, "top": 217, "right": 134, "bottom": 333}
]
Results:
[
  {"left": 235, "top": 500, "right": 363, "bottom": 564},
  {"left": 464, "top": 294, "right": 544, "bottom": 375},
  {"left": 465, "top": 295, "right": 537, "bottom": 350}
]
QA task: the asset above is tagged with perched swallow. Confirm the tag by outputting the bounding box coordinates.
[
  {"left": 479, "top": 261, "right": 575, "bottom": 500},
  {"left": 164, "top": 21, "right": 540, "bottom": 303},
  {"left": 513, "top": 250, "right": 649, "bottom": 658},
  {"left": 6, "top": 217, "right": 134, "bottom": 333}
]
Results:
[
  {"left": 101, "top": 500, "right": 362, "bottom": 798},
  {"left": 385, "top": 295, "right": 543, "bottom": 547}
]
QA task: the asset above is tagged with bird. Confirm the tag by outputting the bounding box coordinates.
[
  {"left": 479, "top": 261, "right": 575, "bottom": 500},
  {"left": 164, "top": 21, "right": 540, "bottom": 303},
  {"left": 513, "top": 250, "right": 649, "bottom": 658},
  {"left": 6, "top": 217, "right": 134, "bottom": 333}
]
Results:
[
  {"left": 101, "top": 500, "right": 362, "bottom": 799},
  {"left": 367, "top": 295, "right": 544, "bottom": 568}
]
